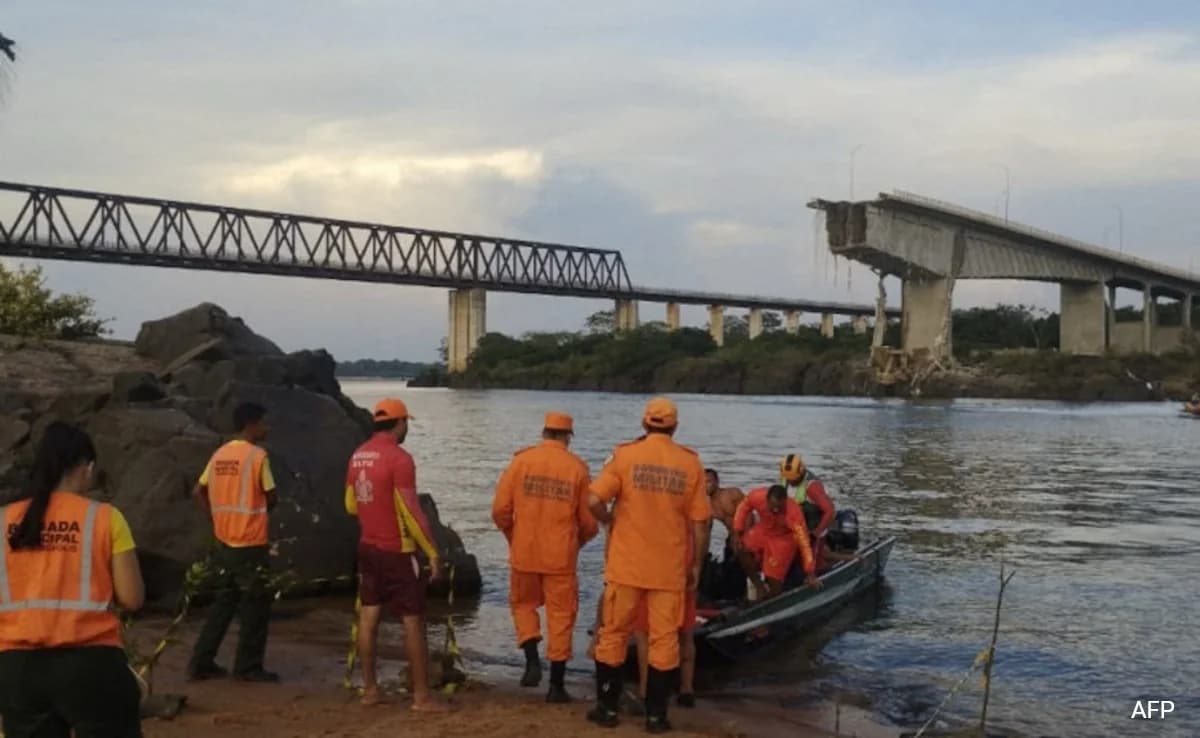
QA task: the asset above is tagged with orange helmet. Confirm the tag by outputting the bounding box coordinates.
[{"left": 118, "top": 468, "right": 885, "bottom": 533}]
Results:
[{"left": 780, "top": 454, "right": 806, "bottom": 482}]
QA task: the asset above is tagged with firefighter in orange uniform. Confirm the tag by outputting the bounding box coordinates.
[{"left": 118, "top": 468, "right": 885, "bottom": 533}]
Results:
[
  {"left": 188, "top": 401, "right": 280, "bottom": 683},
  {"left": 586, "top": 397, "right": 710, "bottom": 733},
  {"left": 0, "top": 422, "right": 146, "bottom": 736},
  {"left": 492, "top": 412, "right": 598, "bottom": 703},
  {"left": 732, "top": 484, "right": 821, "bottom": 600}
]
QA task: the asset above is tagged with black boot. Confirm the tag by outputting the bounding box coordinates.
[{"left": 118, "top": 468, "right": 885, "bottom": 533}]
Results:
[
  {"left": 586, "top": 661, "right": 621, "bottom": 728},
  {"left": 520, "top": 640, "right": 542, "bottom": 688},
  {"left": 546, "top": 661, "right": 570, "bottom": 703},
  {"left": 645, "top": 667, "right": 672, "bottom": 734}
]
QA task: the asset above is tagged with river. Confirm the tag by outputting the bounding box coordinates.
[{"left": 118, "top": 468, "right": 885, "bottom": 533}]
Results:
[{"left": 341, "top": 381, "right": 1199, "bottom": 738}]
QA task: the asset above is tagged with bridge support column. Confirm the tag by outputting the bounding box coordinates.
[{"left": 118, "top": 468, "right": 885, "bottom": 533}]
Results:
[
  {"left": 665, "top": 302, "right": 681, "bottom": 331},
  {"left": 852, "top": 315, "right": 868, "bottom": 335},
  {"left": 785, "top": 310, "right": 801, "bottom": 335},
  {"left": 1059, "top": 281, "right": 1107, "bottom": 355},
  {"left": 820, "top": 313, "right": 835, "bottom": 338},
  {"left": 708, "top": 305, "right": 725, "bottom": 347},
  {"left": 748, "top": 309, "right": 764, "bottom": 339},
  {"left": 615, "top": 299, "right": 639, "bottom": 332},
  {"left": 1142, "top": 285, "right": 1155, "bottom": 353},
  {"left": 447, "top": 288, "right": 486, "bottom": 373},
  {"left": 1184, "top": 294, "right": 1193, "bottom": 333},
  {"left": 901, "top": 276, "right": 953, "bottom": 361},
  {"left": 1107, "top": 283, "right": 1118, "bottom": 347}
]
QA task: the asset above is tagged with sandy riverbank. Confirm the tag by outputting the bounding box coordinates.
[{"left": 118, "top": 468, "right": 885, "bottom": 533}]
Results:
[{"left": 133, "top": 601, "right": 900, "bottom": 738}]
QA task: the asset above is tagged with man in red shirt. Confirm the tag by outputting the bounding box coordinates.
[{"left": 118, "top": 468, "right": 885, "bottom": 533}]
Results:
[
  {"left": 732, "top": 485, "right": 821, "bottom": 600},
  {"left": 345, "top": 398, "right": 447, "bottom": 711}
]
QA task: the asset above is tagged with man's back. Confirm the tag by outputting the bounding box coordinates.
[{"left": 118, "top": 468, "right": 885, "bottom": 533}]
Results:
[
  {"left": 493, "top": 440, "right": 595, "bottom": 574},
  {"left": 346, "top": 433, "right": 436, "bottom": 557},
  {"left": 592, "top": 434, "right": 709, "bottom": 592},
  {"left": 737, "top": 487, "right": 805, "bottom": 536}
]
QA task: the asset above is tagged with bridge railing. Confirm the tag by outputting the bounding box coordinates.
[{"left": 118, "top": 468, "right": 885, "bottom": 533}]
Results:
[{"left": 0, "top": 182, "right": 633, "bottom": 295}]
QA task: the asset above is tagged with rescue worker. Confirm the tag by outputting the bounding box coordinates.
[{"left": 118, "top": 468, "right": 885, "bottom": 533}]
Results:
[
  {"left": 345, "top": 398, "right": 448, "bottom": 712},
  {"left": 587, "top": 397, "right": 711, "bottom": 733},
  {"left": 779, "top": 454, "right": 835, "bottom": 570},
  {"left": 732, "top": 485, "right": 821, "bottom": 600},
  {"left": 189, "top": 401, "right": 279, "bottom": 683},
  {"left": 0, "top": 422, "right": 146, "bottom": 737},
  {"left": 491, "top": 412, "right": 598, "bottom": 703}
]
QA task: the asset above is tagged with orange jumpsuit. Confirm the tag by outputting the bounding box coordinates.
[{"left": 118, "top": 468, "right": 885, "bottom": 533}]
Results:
[
  {"left": 592, "top": 435, "right": 710, "bottom": 671},
  {"left": 492, "top": 439, "right": 598, "bottom": 662},
  {"left": 734, "top": 487, "right": 815, "bottom": 582}
]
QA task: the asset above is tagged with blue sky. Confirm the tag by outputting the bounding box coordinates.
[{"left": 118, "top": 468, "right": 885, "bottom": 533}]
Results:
[{"left": 2, "top": 1, "right": 1199, "bottom": 360}]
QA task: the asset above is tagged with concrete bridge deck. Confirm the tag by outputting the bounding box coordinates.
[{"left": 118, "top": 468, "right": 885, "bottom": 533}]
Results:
[{"left": 810, "top": 192, "right": 1199, "bottom": 357}]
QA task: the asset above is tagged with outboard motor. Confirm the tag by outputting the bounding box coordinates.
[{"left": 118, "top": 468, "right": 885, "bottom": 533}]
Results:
[{"left": 827, "top": 509, "right": 859, "bottom": 553}]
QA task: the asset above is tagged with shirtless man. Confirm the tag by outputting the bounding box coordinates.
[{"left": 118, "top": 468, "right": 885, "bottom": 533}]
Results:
[{"left": 705, "top": 469, "right": 744, "bottom": 539}]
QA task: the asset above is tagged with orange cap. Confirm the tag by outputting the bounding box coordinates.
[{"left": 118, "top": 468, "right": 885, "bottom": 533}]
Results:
[
  {"left": 373, "top": 398, "right": 412, "bottom": 422},
  {"left": 642, "top": 397, "right": 678, "bottom": 429},
  {"left": 544, "top": 412, "right": 574, "bottom": 433}
]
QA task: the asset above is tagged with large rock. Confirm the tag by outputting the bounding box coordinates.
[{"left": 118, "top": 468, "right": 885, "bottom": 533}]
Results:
[
  {"left": 135, "top": 303, "right": 283, "bottom": 366},
  {"left": 419, "top": 494, "right": 483, "bottom": 598},
  {"left": 0, "top": 304, "right": 480, "bottom": 606}
]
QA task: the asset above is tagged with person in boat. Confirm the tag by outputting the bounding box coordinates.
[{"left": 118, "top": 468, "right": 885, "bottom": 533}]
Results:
[
  {"left": 779, "top": 454, "right": 836, "bottom": 571},
  {"left": 705, "top": 469, "right": 744, "bottom": 539},
  {"left": 732, "top": 484, "right": 821, "bottom": 600}
]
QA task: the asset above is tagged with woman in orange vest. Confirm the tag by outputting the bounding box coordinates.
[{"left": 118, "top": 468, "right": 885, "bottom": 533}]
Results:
[{"left": 0, "top": 421, "right": 146, "bottom": 738}]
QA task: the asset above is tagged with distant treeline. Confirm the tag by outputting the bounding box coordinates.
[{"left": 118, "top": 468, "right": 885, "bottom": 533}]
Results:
[{"left": 336, "top": 358, "right": 437, "bottom": 378}]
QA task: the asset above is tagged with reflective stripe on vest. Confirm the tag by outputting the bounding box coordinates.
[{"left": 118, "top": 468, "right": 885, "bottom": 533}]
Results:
[
  {"left": 0, "top": 500, "right": 109, "bottom": 613},
  {"left": 211, "top": 446, "right": 268, "bottom": 516}
]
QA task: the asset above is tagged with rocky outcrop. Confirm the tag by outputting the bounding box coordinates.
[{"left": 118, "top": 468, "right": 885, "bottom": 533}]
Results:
[{"left": 0, "top": 305, "right": 481, "bottom": 605}]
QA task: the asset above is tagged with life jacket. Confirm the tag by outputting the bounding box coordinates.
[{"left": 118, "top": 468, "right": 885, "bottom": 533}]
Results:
[
  {"left": 0, "top": 492, "right": 122, "bottom": 650},
  {"left": 208, "top": 441, "right": 270, "bottom": 547},
  {"left": 784, "top": 470, "right": 824, "bottom": 532}
]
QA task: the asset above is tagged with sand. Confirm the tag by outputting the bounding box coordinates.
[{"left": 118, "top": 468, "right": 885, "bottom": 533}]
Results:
[{"left": 130, "top": 602, "right": 899, "bottom": 738}]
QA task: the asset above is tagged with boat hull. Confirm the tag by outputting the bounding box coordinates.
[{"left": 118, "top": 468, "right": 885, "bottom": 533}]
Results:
[{"left": 693, "top": 536, "right": 896, "bottom": 663}]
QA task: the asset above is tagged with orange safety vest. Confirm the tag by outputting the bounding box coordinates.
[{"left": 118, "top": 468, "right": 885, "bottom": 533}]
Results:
[
  {"left": 0, "top": 492, "right": 122, "bottom": 650},
  {"left": 207, "top": 442, "right": 270, "bottom": 547}
]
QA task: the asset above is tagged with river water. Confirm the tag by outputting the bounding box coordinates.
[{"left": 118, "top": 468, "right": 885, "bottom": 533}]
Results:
[{"left": 341, "top": 382, "right": 1199, "bottom": 738}]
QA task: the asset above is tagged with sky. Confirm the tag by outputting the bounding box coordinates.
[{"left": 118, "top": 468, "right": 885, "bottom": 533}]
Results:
[{"left": 2, "top": 1, "right": 1199, "bottom": 361}]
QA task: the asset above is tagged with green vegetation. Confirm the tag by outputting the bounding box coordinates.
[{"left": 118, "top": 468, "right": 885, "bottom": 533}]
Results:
[
  {"left": 336, "top": 358, "right": 436, "bottom": 378},
  {"left": 0, "top": 263, "right": 109, "bottom": 339},
  {"left": 441, "top": 303, "right": 1198, "bottom": 399}
]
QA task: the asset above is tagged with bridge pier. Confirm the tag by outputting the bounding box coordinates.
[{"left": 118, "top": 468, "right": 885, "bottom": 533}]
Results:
[
  {"left": 748, "top": 309, "right": 764, "bottom": 339},
  {"left": 852, "top": 315, "right": 868, "bottom": 335},
  {"left": 615, "top": 299, "right": 639, "bottom": 332},
  {"left": 901, "top": 277, "right": 953, "bottom": 360},
  {"left": 820, "top": 313, "right": 835, "bottom": 338},
  {"left": 447, "top": 288, "right": 486, "bottom": 373},
  {"left": 785, "top": 310, "right": 801, "bottom": 335},
  {"left": 1143, "top": 286, "right": 1155, "bottom": 353},
  {"left": 665, "top": 302, "right": 681, "bottom": 331},
  {"left": 1059, "top": 281, "right": 1107, "bottom": 355},
  {"left": 1185, "top": 294, "right": 1194, "bottom": 332},
  {"left": 708, "top": 305, "right": 725, "bottom": 347}
]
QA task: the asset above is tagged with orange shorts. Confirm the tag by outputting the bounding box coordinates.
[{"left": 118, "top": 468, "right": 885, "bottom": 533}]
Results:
[
  {"left": 743, "top": 524, "right": 796, "bottom": 582},
  {"left": 633, "top": 590, "right": 697, "bottom": 634}
]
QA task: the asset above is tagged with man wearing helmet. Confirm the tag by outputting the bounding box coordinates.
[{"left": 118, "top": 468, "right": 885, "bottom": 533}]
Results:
[{"left": 779, "top": 454, "right": 836, "bottom": 571}]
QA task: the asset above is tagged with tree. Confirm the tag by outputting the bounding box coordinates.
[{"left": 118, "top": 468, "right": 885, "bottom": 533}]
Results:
[
  {"left": 0, "top": 263, "right": 109, "bottom": 339},
  {"left": 584, "top": 310, "right": 615, "bottom": 334},
  {"left": 762, "top": 311, "right": 783, "bottom": 332},
  {"left": 0, "top": 32, "right": 14, "bottom": 63}
]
